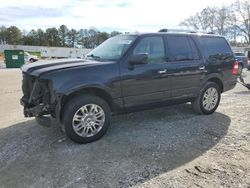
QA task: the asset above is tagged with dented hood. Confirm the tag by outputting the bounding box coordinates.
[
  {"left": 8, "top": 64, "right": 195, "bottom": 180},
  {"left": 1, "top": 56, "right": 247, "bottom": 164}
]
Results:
[{"left": 21, "top": 58, "right": 102, "bottom": 77}]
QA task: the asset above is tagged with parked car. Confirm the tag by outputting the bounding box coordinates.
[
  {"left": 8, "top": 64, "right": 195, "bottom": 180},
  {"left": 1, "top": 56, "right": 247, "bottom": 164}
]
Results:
[
  {"left": 234, "top": 52, "right": 248, "bottom": 71},
  {"left": 20, "top": 32, "right": 238, "bottom": 143},
  {"left": 24, "top": 52, "right": 38, "bottom": 63},
  {"left": 247, "top": 60, "right": 250, "bottom": 70}
]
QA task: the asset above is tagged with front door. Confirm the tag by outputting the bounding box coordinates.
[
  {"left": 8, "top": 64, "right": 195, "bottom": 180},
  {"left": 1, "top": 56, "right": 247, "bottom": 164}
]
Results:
[{"left": 120, "top": 36, "right": 172, "bottom": 108}]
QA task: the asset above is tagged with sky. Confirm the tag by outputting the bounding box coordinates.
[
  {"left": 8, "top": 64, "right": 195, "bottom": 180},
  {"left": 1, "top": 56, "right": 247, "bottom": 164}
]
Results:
[{"left": 0, "top": 0, "right": 238, "bottom": 33}]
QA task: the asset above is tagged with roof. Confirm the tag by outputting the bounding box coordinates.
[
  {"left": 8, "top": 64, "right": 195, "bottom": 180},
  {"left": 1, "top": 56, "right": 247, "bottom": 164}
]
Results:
[{"left": 121, "top": 32, "right": 222, "bottom": 38}]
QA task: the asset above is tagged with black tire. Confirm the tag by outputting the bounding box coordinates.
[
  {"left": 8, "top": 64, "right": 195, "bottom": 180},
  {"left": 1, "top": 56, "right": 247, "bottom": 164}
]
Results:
[
  {"left": 29, "top": 58, "right": 35, "bottom": 63},
  {"left": 63, "top": 95, "right": 111, "bottom": 144},
  {"left": 192, "top": 82, "right": 221, "bottom": 115}
]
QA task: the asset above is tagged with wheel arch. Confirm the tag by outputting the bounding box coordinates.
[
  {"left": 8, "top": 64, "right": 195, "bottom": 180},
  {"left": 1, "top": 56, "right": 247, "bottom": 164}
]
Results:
[
  {"left": 207, "top": 77, "right": 224, "bottom": 93},
  {"left": 59, "top": 86, "right": 114, "bottom": 122}
]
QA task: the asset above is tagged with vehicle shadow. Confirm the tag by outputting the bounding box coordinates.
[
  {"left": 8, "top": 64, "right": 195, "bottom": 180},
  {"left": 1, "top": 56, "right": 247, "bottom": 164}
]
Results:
[{"left": 0, "top": 103, "right": 231, "bottom": 188}]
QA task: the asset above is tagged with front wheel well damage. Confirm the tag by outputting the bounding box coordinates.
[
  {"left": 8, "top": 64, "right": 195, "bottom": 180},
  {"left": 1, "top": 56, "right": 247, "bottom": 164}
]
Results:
[{"left": 59, "top": 88, "right": 114, "bottom": 122}]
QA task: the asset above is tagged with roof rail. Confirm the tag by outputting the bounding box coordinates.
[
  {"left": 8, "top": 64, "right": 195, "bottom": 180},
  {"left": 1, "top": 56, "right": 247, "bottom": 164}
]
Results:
[{"left": 158, "top": 29, "right": 214, "bottom": 34}]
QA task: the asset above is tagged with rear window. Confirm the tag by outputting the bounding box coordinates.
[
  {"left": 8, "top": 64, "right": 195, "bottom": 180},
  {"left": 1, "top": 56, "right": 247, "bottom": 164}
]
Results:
[{"left": 200, "top": 37, "right": 232, "bottom": 58}]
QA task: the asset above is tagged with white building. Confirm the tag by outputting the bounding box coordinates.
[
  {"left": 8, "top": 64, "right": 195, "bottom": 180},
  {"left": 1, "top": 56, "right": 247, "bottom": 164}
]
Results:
[{"left": 0, "top": 45, "right": 91, "bottom": 58}]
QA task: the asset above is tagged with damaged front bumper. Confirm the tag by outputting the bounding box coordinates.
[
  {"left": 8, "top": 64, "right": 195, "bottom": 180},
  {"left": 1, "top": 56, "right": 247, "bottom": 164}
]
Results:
[
  {"left": 20, "top": 98, "right": 49, "bottom": 117},
  {"left": 20, "top": 98, "right": 56, "bottom": 127},
  {"left": 20, "top": 73, "right": 61, "bottom": 127}
]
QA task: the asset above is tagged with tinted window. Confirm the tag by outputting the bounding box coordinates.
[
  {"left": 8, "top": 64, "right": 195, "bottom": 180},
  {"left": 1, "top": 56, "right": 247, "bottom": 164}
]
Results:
[
  {"left": 189, "top": 38, "right": 200, "bottom": 60},
  {"left": 133, "top": 36, "right": 165, "bottom": 64},
  {"left": 167, "top": 36, "right": 197, "bottom": 61},
  {"left": 200, "top": 37, "right": 232, "bottom": 57}
]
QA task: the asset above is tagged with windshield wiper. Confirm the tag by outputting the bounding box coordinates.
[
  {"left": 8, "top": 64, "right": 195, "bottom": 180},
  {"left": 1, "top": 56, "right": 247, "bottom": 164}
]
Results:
[{"left": 86, "top": 54, "right": 101, "bottom": 59}]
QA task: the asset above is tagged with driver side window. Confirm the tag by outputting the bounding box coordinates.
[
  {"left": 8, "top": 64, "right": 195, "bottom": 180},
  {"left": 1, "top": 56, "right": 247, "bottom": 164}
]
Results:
[{"left": 133, "top": 36, "right": 165, "bottom": 64}]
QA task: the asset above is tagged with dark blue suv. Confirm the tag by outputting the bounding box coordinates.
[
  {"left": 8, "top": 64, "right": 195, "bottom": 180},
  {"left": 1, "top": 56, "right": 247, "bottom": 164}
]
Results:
[{"left": 21, "top": 32, "right": 238, "bottom": 143}]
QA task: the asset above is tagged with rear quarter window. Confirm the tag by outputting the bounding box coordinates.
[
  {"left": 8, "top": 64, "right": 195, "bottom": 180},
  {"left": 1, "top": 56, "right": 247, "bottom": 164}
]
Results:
[{"left": 199, "top": 36, "right": 233, "bottom": 62}]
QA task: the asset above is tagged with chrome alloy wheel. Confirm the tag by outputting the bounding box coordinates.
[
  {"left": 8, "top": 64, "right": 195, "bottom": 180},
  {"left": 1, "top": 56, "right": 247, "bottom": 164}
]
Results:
[
  {"left": 202, "top": 87, "right": 219, "bottom": 111},
  {"left": 72, "top": 104, "right": 105, "bottom": 137}
]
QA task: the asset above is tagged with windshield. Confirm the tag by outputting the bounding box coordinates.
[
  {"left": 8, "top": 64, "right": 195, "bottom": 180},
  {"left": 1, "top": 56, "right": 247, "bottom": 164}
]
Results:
[{"left": 86, "top": 35, "right": 136, "bottom": 61}]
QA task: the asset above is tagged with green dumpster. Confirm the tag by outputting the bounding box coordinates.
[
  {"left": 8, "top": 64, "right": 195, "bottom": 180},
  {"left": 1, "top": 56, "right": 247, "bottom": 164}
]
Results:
[{"left": 4, "top": 50, "right": 25, "bottom": 68}]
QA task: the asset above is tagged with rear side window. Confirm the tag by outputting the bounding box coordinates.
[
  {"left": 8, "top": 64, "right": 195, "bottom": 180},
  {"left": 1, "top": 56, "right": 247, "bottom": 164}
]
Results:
[
  {"left": 200, "top": 37, "right": 232, "bottom": 58},
  {"left": 167, "top": 36, "right": 199, "bottom": 61},
  {"left": 189, "top": 38, "right": 200, "bottom": 60}
]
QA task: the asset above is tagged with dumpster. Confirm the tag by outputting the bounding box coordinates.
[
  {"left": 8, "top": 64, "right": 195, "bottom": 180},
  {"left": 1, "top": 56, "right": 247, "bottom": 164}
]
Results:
[{"left": 4, "top": 50, "right": 25, "bottom": 68}]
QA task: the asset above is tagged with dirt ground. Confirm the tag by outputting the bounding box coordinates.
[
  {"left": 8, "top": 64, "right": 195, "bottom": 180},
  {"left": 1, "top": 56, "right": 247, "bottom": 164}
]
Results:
[{"left": 0, "top": 69, "right": 249, "bottom": 188}]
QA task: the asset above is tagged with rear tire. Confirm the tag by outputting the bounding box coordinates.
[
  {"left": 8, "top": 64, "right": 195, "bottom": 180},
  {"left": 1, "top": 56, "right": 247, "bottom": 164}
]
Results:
[
  {"left": 63, "top": 95, "right": 111, "bottom": 144},
  {"left": 192, "top": 82, "right": 221, "bottom": 115}
]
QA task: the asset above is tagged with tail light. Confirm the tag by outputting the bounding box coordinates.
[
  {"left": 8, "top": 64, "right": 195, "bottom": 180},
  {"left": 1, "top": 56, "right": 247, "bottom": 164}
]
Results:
[{"left": 232, "top": 60, "right": 239, "bottom": 75}]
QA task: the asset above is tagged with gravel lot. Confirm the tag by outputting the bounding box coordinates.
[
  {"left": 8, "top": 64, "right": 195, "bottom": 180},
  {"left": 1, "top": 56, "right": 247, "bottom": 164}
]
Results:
[{"left": 0, "top": 69, "right": 249, "bottom": 188}]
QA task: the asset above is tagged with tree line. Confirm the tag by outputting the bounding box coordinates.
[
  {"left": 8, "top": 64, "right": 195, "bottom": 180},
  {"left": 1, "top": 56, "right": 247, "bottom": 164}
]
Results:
[
  {"left": 0, "top": 25, "right": 121, "bottom": 48},
  {"left": 180, "top": 0, "right": 250, "bottom": 44}
]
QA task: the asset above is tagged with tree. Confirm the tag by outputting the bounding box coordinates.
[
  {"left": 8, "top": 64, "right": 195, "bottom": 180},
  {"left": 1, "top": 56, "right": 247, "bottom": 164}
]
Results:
[
  {"left": 45, "top": 27, "right": 60, "bottom": 46},
  {"left": 0, "top": 26, "right": 7, "bottom": 44},
  {"left": 5, "top": 26, "right": 22, "bottom": 44},
  {"left": 67, "top": 29, "right": 78, "bottom": 47},
  {"left": 214, "top": 6, "right": 232, "bottom": 35},
  {"left": 78, "top": 28, "right": 99, "bottom": 48},
  {"left": 78, "top": 29, "right": 89, "bottom": 48},
  {"left": 180, "top": 6, "right": 231, "bottom": 34},
  {"left": 37, "top": 29, "right": 46, "bottom": 46},
  {"left": 110, "top": 31, "right": 122, "bottom": 37},
  {"left": 200, "top": 7, "right": 216, "bottom": 32},
  {"left": 179, "top": 1, "right": 250, "bottom": 44},
  {"left": 232, "top": 0, "right": 250, "bottom": 44},
  {"left": 179, "top": 14, "right": 200, "bottom": 30},
  {"left": 88, "top": 29, "right": 98, "bottom": 48},
  {"left": 22, "top": 30, "right": 37, "bottom": 45},
  {"left": 58, "top": 25, "right": 68, "bottom": 47},
  {"left": 96, "top": 32, "right": 109, "bottom": 45}
]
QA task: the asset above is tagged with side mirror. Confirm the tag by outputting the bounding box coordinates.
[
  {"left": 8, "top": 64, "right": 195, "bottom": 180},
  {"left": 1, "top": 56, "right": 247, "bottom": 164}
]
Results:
[{"left": 128, "top": 53, "right": 148, "bottom": 65}]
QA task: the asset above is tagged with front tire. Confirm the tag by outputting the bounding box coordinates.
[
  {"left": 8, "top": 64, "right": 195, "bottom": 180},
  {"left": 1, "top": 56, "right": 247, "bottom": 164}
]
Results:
[
  {"left": 192, "top": 82, "right": 221, "bottom": 115},
  {"left": 63, "top": 95, "right": 111, "bottom": 144}
]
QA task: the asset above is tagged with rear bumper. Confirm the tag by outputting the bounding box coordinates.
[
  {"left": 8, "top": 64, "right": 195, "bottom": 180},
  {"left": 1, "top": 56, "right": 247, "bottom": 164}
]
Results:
[{"left": 223, "top": 79, "right": 237, "bottom": 92}]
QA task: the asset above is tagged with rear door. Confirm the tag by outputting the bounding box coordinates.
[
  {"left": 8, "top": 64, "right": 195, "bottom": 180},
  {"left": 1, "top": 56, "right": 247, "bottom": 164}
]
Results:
[{"left": 165, "top": 35, "right": 206, "bottom": 98}]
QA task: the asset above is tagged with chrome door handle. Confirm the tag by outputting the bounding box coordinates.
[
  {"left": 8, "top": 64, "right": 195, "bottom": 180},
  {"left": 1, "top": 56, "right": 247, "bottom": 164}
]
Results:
[
  {"left": 158, "top": 69, "right": 167, "bottom": 74},
  {"left": 199, "top": 66, "right": 205, "bottom": 70}
]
